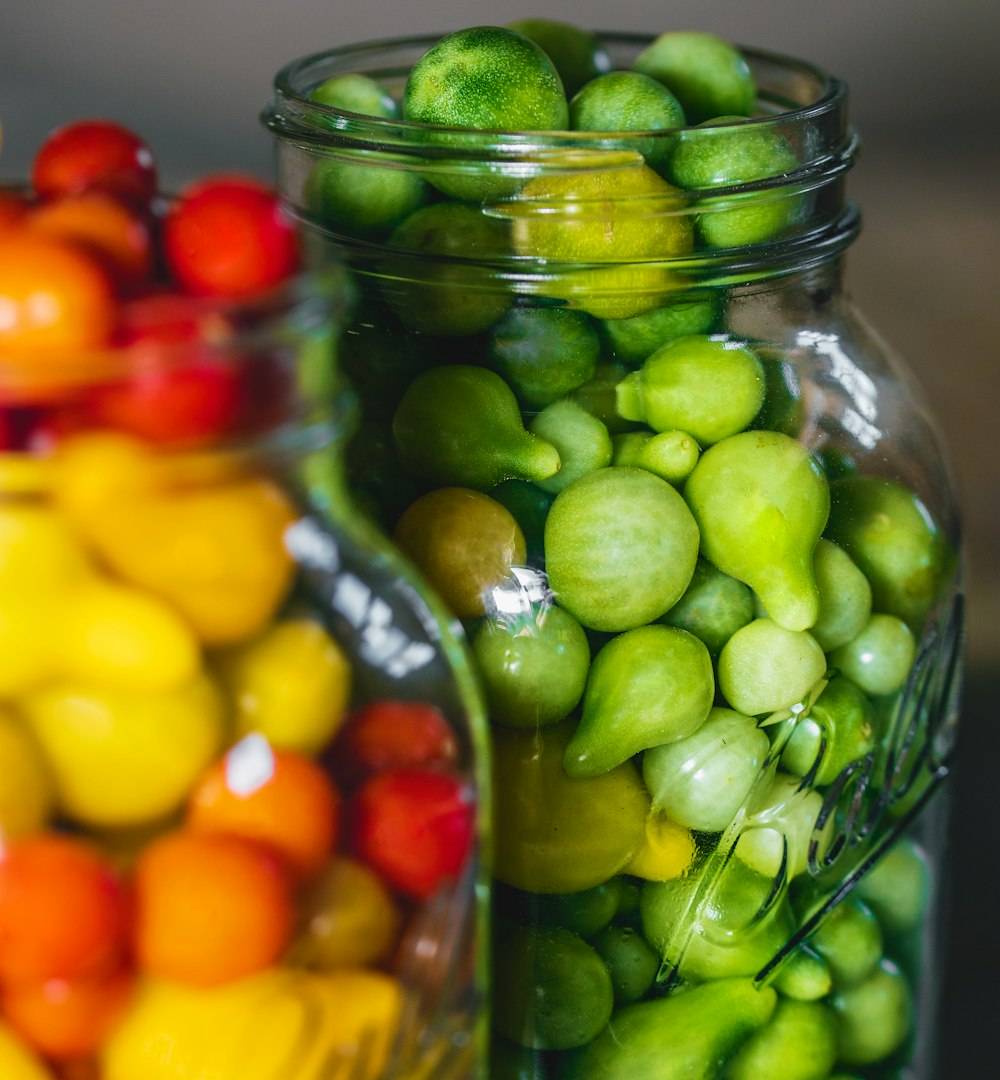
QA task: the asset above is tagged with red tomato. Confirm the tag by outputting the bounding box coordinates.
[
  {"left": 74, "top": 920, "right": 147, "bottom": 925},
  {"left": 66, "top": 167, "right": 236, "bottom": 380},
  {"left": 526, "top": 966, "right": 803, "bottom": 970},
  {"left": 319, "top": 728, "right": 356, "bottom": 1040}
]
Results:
[
  {"left": 0, "top": 408, "right": 14, "bottom": 449},
  {"left": 91, "top": 360, "right": 244, "bottom": 444},
  {"left": 163, "top": 175, "right": 300, "bottom": 298},
  {"left": 32, "top": 119, "right": 157, "bottom": 201},
  {"left": 0, "top": 233, "right": 116, "bottom": 352},
  {"left": 1, "top": 970, "right": 133, "bottom": 1061},
  {"left": 336, "top": 701, "right": 459, "bottom": 784},
  {"left": 351, "top": 769, "right": 474, "bottom": 901},
  {"left": 0, "top": 835, "right": 129, "bottom": 986},
  {"left": 28, "top": 189, "right": 155, "bottom": 287}
]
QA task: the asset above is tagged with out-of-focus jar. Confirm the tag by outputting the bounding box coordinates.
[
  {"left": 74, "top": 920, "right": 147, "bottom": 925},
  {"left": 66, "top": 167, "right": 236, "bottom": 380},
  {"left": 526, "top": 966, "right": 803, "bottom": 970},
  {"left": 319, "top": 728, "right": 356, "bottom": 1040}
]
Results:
[
  {"left": 264, "top": 30, "right": 963, "bottom": 1079},
  {"left": 0, "top": 260, "right": 489, "bottom": 1080}
]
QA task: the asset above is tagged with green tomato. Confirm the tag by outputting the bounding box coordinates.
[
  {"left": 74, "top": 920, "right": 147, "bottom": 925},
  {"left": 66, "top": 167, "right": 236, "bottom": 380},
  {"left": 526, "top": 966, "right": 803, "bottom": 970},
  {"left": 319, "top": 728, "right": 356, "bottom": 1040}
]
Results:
[
  {"left": 487, "top": 307, "right": 601, "bottom": 409},
  {"left": 529, "top": 400, "right": 613, "bottom": 496},
  {"left": 615, "top": 333, "right": 765, "bottom": 445},
  {"left": 601, "top": 293, "right": 722, "bottom": 368},
  {"left": 633, "top": 31, "right": 756, "bottom": 124},
  {"left": 402, "top": 26, "right": 568, "bottom": 201},
  {"left": 810, "top": 539, "right": 873, "bottom": 652},
  {"left": 829, "top": 613, "right": 916, "bottom": 697},
  {"left": 723, "top": 998, "right": 838, "bottom": 1080},
  {"left": 810, "top": 897, "right": 883, "bottom": 989},
  {"left": 659, "top": 557, "right": 755, "bottom": 656},
  {"left": 309, "top": 72, "right": 397, "bottom": 117},
  {"left": 493, "top": 923, "right": 614, "bottom": 1051},
  {"left": 569, "top": 71, "right": 686, "bottom": 169},
  {"left": 304, "top": 158, "right": 426, "bottom": 240},
  {"left": 831, "top": 958, "right": 913, "bottom": 1067},
  {"left": 386, "top": 201, "right": 510, "bottom": 336},
  {"left": 592, "top": 923, "right": 661, "bottom": 1003},
  {"left": 471, "top": 604, "right": 590, "bottom": 728},
  {"left": 506, "top": 18, "right": 612, "bottom": 98},
  {"left": 781, "top": 674, "right": 876, "bottom": 787},
  {"left": 544, "top": 466, "right": 700, "bottom": 633},
  {"left": 854, "top": 837, "right": 930, "bottom": 938},
  {"left": 492, "top": 720, "right": 649, "bottom": 895}
]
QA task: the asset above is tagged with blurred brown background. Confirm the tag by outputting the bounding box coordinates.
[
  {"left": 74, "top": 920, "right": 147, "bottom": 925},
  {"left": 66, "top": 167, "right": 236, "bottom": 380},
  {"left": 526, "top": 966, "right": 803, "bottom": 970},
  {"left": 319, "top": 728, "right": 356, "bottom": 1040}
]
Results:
[{"left": 3, "top": 0, "right": 999, "bottom": 1071}]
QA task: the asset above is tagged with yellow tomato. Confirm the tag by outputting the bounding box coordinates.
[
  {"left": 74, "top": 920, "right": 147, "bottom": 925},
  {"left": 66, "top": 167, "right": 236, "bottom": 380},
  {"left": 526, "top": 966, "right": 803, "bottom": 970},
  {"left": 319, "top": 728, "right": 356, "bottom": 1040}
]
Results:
[
  {"left": 22, "top": 673, "right": 226, "bottom": 828},
  {"left": 103, "top": 969, "right": 403, "bottom": 1080},
  {"left": 73, "top": 479, "right": 298, "bottom": 646},
  {"left": 0, "top": 503, "right": 93, "bottom": 590},
  {"left": 0, "top": 707, "right": 55, "bottom": 840},
  {"left": 0, "top": 595, "right": 54, "bottom": 696},
  {"left": 214, "top": 618, "right": 351, "bottom": 755},
  {"left": 625, "top": 810, "right": 696, "bottom": 882},
  {"left": 0, "top": 1020, "right": 53, "bottom": 1080},
  {"left": 58, "top": 579, "right": 201, "bottom": 692}
]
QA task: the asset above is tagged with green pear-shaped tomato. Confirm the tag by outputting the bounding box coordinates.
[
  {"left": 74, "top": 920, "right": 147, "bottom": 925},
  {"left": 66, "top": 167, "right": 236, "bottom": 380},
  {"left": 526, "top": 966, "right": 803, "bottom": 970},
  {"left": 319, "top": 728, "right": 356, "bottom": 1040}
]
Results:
[
  {"left": 685, "top": 431, "right": 830, "bottom": 632},
  {"left": 544, "top": 467, "right": 700, "bottom": 633},
  {"left": 392, "top": 365, "right": 560, "bottom": 490},
  {"left": 559, "top": 978, "right": 777, "bottom": 1080},
  {"left": 565, "top": 625, "right": 714, "bottom": 778},
  {"left": 493, "top": 720, "right": 649, "bottom": 895}
]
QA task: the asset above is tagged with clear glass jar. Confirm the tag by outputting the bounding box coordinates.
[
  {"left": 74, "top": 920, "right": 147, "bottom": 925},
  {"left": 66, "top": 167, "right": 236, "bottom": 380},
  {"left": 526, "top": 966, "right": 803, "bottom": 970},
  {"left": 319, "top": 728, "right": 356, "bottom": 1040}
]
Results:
[
  {"left": 265, "top": 32, "right": 963, "bottom": 1080},
  {"left": 0, "top": 266, "right": 489, "bottom": 1079}
]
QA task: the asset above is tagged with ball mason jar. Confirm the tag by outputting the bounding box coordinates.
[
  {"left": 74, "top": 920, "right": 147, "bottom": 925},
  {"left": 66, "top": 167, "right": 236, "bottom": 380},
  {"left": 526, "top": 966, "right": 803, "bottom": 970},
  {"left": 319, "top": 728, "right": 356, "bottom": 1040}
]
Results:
[
  {"left": 0, "top": 266, "right": 489, "bottom": 1079},
  {"left": 265, "top": 32, "right": 963, "bottom": 1080}
]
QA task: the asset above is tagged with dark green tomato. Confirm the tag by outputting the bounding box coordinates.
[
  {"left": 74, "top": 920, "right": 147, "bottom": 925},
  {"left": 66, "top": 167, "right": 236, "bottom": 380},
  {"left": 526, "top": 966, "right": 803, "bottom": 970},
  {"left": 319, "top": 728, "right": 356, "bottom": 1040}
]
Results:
[
  {"left": 309, "top": 72, "right": 398, "bottom": 117},
  {"left": 385, "top": 201, "right": 511, "bottom": 336},
  {"left": 830, "top": 958, "right": 913, "bottom": 1067},
  {"left": 392, "top": 365, "right": 559, "bottom": 489},
  {"left": 344, "top": 419, "right": 422, "bottom": 531},
  {"left": 592, "top": 924, "right": 660, "bottom": 1003},
  {"left": 500, "top": 879, "right": 624, "bottom": 939},
  {"left": 471, "top": 604, "right": 590, "bottom": 729},
  {"left": 490, "top": 480, "right": 554, "bottom": 565},
  {"left": 569, "top": 71, "right": 685, "bottom": 169},
  {"left": 659, "top": 557, "right": 756, "bottom": 656},
  {"left": 487, "top": 307, "right": 601, "bottom": 409},
  {"left": 493, "top": 923, "right": 614, "bottom": 1050},
  {"left": 601, "top": 294, "right": 721, "bottom": 368},
  {"left": 633, "top": 31, "right": 756, "bottom": 124},
  {"left": 506, "top": 18, "right": 612, "bottom": 98}
]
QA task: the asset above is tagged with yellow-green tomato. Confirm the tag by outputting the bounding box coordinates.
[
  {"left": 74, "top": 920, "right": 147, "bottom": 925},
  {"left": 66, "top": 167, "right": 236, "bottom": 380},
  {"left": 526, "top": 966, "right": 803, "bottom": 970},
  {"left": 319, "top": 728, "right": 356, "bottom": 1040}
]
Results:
[
  {"left": 214, "top": 618, "right": 351, "bottom": 755},
  {"left": 493, "top": 720, "right": 649, "bottom": 894},
  {"left": 22, "top": 673, "right": 226, "bottom": 828}
]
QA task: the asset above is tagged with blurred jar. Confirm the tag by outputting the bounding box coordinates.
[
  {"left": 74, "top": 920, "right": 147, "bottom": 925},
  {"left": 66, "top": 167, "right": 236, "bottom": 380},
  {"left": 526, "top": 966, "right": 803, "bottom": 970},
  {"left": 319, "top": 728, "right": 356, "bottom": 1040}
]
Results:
[
  {"left": 265, "top": 31, "right": 962, "bottom": 1080},
  {"left": 0, "top": 262, "right": 489, "bottom": 1080}
]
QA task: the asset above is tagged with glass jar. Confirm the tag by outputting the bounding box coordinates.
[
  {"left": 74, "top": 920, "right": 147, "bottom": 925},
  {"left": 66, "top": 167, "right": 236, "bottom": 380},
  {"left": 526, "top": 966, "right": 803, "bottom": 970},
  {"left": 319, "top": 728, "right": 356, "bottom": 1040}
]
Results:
[
  {"left": 0, "top": 266, "right": 489, "bottom": 1079},
  {"left": 265, "top": 31, "right": 963, "bottom": 1080}
]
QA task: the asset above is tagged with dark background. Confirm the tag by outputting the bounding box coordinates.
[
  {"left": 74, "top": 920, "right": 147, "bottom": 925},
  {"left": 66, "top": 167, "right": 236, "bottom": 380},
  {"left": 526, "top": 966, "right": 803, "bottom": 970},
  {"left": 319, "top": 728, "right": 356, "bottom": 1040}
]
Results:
[{"left": 3, "top": 1, "right": 998, "bottom": 1073}]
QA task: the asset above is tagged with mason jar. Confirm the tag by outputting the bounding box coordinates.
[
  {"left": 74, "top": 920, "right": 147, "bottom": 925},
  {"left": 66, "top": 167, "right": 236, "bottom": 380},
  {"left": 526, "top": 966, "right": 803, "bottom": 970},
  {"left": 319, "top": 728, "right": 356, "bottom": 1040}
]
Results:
[
  {"left": 0, "top": 263, "right": 489, "bottom": 1080},
  {"left": 265, "top": 30, "right": 963, "bottom": 1079}
]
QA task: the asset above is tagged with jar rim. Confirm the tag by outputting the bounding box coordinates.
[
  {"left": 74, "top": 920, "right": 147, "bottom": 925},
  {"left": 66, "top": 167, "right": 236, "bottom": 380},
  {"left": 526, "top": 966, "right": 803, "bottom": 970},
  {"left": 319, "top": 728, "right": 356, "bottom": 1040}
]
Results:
[{"left": 267, "top": 30, "right": 848, "bottom": 148}]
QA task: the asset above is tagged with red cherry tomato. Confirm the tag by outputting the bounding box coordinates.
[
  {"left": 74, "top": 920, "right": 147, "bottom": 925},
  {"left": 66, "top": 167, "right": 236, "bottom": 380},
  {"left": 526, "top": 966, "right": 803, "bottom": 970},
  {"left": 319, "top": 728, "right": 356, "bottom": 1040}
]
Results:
[
  {"left": 1, "top": 970, "right": 133, "bottom": 1061},
  {"left": 31, "top": 119, "right": 157, "bottom": 201},
  {"left": 0, "top": 834, "right": 129, "bottom": 986},
  {"left": 28, "top": 189, "right": 155, "bottom": 287},
  {"left": 163, "top": 175, "right": 300, "bottom": 298},
  {"left": 336, "top": 701, "right": 459, "bottom": 785},
  {"left": 0, "top": 233, "right": 116, "bottom": 352},
  {"left": 351, "top": 769, "right": 474, "bottom": 901}
]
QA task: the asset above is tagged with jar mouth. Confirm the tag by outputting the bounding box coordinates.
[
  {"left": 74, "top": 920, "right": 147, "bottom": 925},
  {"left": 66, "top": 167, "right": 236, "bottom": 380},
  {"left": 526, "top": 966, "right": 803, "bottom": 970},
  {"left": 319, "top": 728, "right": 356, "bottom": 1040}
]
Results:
[{"left": 263, "top": 31, "right": 860, "bottom": 283}]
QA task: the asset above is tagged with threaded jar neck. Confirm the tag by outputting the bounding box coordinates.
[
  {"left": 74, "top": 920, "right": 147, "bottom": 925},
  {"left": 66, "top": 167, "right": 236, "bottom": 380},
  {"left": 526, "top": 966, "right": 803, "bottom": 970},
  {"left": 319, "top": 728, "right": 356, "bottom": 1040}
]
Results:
[{"left": 263, "top": 32, "right": 860, "bottom": 288}]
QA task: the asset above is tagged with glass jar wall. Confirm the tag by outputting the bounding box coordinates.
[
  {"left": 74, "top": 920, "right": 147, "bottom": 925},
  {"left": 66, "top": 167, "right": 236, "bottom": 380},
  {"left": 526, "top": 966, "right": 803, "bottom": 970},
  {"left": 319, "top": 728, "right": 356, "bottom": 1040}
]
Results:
[
  {"left": 265, "top": 31, "right": 963, "bottom": 1080},
  {"left": 0, "top": 268, "right": 489, "bottom": 1080}
]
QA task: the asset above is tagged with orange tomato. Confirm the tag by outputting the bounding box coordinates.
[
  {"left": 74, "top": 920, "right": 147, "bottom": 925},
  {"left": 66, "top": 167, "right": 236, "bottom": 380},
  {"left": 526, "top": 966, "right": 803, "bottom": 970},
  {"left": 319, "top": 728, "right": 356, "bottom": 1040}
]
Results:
[
  {"left": 0, "top": 234, "right": 115, "bottom": 352},
  {"left": 133, "top": 830, "right": 293, "bottom": 987},
  {"left": 0, "top": 834, "right": 128, "bottom": 986},
  {"left": 187, "top": 741, "right": 341, "bottom": 880},
  {"left": 28, "top": 190, "right": 154, "bottom": 286},
  {"left": 1, "top": 970, "right": 133, "bottom": 1061}
]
